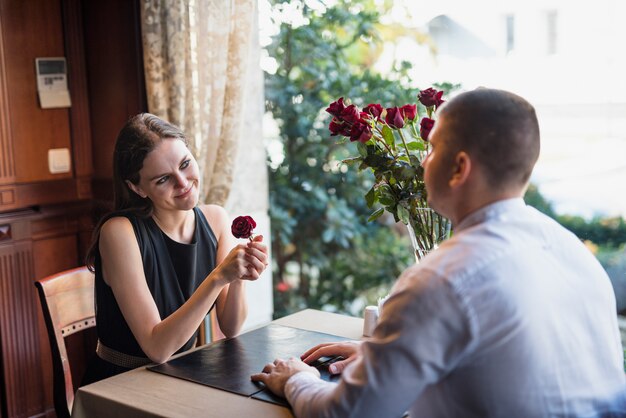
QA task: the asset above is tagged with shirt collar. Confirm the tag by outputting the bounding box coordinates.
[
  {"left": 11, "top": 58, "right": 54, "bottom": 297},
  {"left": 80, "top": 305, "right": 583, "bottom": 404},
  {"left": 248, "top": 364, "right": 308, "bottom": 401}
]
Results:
[{"left": 455, "top": 198, "right": 527, "bottom": 233}]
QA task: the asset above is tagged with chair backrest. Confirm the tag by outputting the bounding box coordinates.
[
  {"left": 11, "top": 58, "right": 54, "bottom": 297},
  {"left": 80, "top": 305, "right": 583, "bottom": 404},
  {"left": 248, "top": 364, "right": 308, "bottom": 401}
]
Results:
[{"left": 35, "top": 266, "right": 95, "bottom": 418}]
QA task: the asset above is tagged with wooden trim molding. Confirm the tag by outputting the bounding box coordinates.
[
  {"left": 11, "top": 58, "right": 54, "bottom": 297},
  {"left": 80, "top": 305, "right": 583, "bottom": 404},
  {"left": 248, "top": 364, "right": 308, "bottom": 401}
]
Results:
[
  {"left": 0, "top": 179, "right": 92, "bottom": 213},
  {"left": 61, "top": 0, "right": 93, "bottom": 179},
  {"left": 0, "top": 10, "right": 15, "bottom": 184}
]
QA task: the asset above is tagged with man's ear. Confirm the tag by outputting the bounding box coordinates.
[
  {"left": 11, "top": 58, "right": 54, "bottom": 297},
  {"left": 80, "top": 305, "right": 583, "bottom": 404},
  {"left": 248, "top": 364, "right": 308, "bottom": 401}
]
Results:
[
  {"left": 449, "top": 151, "right": 471, "bottom": 189},
  {"left": 126, "top": 180, "right": 147, "bottom": 198}
]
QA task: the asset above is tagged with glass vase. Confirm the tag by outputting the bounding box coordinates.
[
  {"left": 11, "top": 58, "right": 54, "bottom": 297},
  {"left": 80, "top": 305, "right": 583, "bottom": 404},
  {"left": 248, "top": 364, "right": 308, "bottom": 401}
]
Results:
[{"left": 406, "top": 208, "right": 451, "bottom": 263}]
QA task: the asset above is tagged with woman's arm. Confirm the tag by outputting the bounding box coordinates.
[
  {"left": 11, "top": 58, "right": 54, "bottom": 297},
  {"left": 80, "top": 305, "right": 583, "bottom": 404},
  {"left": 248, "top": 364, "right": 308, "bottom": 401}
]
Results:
[
  {"left": 200, "top": 205, "right": 268, "bottom": 337},
  {"left": 100, "top": 214, "right": 265, "bottom": 363}
]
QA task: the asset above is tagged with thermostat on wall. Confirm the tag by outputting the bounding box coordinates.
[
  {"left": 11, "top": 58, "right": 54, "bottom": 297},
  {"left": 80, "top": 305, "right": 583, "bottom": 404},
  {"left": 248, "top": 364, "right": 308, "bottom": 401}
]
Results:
[{"left": 35, "top": 57, "right": 72, "bottom": 109}]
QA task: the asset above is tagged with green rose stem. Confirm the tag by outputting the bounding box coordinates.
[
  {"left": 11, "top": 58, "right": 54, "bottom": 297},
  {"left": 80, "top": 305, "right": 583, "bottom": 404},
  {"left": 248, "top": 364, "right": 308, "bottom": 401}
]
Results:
[
  {"left": 410, "top": 122, "right": 421, "bottom": 142},
  {"left": 416, "top": 212, "right": 431, "bottom": 252},
  {"left": 397, "top": 128, "right": 411, "bottom": 159},
  {"left": 373, "top": 126, "right": 395, "bottom": 155}
]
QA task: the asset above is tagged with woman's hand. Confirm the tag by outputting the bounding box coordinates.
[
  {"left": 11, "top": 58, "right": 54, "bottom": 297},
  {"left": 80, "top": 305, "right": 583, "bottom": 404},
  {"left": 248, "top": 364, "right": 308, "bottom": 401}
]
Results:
[
  {"left": 300, "top": 340, "right": 362, "bottom": 374},
  {"left": 214, "top": 234, "right": 269, "bottom": 284},
  {"left": 244, "top": 235, "right": 269, "bottom": 279}
]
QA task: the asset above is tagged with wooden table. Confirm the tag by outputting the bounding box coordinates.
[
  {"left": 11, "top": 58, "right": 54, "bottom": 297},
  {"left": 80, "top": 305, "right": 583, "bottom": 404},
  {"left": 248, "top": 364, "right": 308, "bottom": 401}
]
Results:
[{"left": 71, "top": 309, "right": 363, "bottom": 418}]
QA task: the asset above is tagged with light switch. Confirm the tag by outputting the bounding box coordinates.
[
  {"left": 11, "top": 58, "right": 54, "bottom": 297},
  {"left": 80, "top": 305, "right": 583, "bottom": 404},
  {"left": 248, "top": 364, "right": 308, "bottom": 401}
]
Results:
[{"left": 48, "top": 148, "right": 71, "bottom": 174}]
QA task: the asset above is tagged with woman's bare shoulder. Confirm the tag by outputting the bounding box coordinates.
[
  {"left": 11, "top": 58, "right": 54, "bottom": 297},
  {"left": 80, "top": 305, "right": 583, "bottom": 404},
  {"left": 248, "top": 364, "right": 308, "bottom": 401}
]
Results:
[
  {"left": 198, "top": 204, "right": 231, "bottom": 242},
  {"left": 198, "top": 204, "right": 229, "bottom": 224},
  {"left": 101, "top": 215, "right": 133, "bottom": 235},
  {"left": 99, "top": 216, "right": 137, "bottom": 248}
]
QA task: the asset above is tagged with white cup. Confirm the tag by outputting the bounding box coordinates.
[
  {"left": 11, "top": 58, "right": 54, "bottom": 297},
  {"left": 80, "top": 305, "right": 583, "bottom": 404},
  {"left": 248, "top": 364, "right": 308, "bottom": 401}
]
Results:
[{"left": 363, "top": 305, "right": 379, "bottom": 337}]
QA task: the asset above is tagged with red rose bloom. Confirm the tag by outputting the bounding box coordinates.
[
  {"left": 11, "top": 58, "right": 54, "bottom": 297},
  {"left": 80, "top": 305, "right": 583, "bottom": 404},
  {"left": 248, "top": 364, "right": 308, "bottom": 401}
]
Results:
[
  {"left": 329, "top": 119, "right": 343, "bottom": 136},
  {"left": 340, "top": 104, "right": 360, "bottom": 124},
  {"left": 420, "top": 117, "right": 435, "bottom": 141},
  {"left": 326, "top": 97, "right": 346, "bottom": 118},
  {"left": 350, "top": 120, "right": 373, "bottom": 143},
  {"left": 385, "top": 107, "right": 404, "bottom": 129},
  {"left": 400, "top": 104, "right": 417, "bottom": 121},
  {"left": 363, "top": 103, "right": 383, "bottom": 120},
  {"left": 231, "top": 215, "right": 257, "bottom": 239},
  {"left": 418, "top": 88, "right": 445, "bottom": 107}
]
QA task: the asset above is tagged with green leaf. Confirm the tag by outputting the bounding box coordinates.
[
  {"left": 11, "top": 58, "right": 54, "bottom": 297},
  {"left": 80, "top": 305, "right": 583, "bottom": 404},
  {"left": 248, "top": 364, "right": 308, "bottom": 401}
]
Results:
[
  {"left": 357, "top": 142, "right": 368, "bottom": 157},
  {"left": 409, "top": 155, "right": 421, "bottom": 167},
  {"left": 382, "top": 125, "right": 395, "bottom": 147},
  {"left": 365, "top": 186, "right": 376, "bottom": 207},
  {"left": 397, "top": 165, "right": 417, "bottom": 181},
  {"left": 376, "top": 184, "right": 395, "bottom": 206},
  {"left": 322, "top": 228, "right": 334, "bottom": 243},
  {"left": 406, "top": 141, "right": 426, "bottom": 151},
  {"left": 367, "top": 207, "right": 384, "bottom": 222},
  {"left": 397, "top": 205, "right": 410, "bottom": 224},
  {"left": 342, "top": 157, "right": 363, "bottom": 166},
  {"left": 363, "top": 154, "right": 392, "bottom": 168}
]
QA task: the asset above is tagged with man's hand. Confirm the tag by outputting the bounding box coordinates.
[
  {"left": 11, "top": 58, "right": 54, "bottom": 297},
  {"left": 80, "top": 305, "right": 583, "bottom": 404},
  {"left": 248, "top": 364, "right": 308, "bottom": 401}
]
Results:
[
  {"left": 301, "top": 341, "right": 362, "bottom": 375},
  {"left": 251, "top": 357, "right": 320, "bottom": 398}
]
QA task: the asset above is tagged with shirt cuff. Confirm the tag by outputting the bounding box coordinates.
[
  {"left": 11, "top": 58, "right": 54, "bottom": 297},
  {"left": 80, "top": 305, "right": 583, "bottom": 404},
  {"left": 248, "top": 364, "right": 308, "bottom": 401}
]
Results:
[{"left": 285, "top": 371, "right": 329, "bottom": 407}]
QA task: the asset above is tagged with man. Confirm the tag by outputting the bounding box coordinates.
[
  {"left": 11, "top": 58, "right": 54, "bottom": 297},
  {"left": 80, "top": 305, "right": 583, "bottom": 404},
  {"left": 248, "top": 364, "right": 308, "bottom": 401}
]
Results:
[{"left": 251, "top": 88, "right": 626, "bottom": 417}]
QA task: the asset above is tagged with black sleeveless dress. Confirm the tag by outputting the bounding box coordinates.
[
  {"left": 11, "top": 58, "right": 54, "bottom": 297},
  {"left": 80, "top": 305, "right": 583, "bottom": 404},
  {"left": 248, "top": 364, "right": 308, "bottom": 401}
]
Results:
[{"left": 81, "top": 207, "right": 218, "bottom": 385}]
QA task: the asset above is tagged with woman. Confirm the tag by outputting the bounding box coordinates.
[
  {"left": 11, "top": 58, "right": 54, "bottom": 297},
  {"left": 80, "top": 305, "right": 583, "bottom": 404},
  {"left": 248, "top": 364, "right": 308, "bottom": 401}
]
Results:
[{"left": 82, "top": 113, "right": 268, "bottom": 384}]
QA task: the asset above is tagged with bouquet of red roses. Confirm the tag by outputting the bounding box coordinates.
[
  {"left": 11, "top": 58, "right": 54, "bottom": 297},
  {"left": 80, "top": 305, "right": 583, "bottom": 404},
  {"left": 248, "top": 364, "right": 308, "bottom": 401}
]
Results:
[{"left": 326, "top": 88, "right": 450, "bottom": 260}]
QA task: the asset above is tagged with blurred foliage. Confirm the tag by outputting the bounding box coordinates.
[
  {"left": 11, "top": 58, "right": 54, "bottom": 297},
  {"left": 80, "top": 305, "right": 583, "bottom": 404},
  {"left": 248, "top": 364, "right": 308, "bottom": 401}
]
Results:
[
  {"left": 595, "top": 247, "right": 626, "bottom": 314},
  {"left": 263, "top": 0, "right": 625, "bottom": 319},
  {"left": 525, "top": 184, "right": 626, "bottom": 314},
  {"left": 264, "top": 0, "right": 438, "bottom": 317}
]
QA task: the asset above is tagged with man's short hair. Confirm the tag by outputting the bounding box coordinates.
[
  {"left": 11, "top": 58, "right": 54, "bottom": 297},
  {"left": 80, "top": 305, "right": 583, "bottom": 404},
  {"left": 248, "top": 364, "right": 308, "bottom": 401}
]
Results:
[{"left": 438, "top": 88, "right": 540, "bottom": 190}]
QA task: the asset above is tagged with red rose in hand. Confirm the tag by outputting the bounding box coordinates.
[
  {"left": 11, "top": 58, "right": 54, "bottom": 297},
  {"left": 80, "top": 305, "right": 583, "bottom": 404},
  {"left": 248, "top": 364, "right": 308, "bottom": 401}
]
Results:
[
  {"left": 385, "top": 107, "right": 404, "bottom": 129},
  {"left": 400, "top": 104, "right": 417, "bottom": 121},
  {"left": 420, "top": 117, "right": 435, "bottom": 141},
  {"left": 418, "top": 88, "right": 445, "bottom": 107},
  {"left": 231, "top": 216, "right": 257, "bottom": 239}
]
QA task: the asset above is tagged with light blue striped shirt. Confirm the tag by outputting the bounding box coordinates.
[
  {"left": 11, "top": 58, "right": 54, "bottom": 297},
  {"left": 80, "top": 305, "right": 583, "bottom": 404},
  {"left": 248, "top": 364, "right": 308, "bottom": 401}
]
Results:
[{"left": 286, "top": 198, "right": 626, "bottom": 417}]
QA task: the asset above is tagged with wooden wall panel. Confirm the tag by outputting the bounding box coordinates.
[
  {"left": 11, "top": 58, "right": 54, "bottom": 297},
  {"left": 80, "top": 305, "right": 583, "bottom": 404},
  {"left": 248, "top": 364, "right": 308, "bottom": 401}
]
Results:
[
  {"left": 0, "top": 241, "right": 44, "bottom": 418},
  {"left": 0, "top": 0, "right": 145, "bottom": 415},
  {"left": 0, "top": 0, "right": 72, "bottom": 184},
  {"left": 0, "top": 206, "right": 91, "bottom": 418},
  {"left": 83, "top": 0, "right": 146, "bottom": 182}
]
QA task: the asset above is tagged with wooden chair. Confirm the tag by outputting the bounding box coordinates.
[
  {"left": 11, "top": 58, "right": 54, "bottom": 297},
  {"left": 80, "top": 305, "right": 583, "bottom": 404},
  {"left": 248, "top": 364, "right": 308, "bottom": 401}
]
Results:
[
  {"left": 35, "top": 266, "right": 95, "bottom": 418},
  {"left": 197, "top": 309, "right": 226, "bottom": 345}
]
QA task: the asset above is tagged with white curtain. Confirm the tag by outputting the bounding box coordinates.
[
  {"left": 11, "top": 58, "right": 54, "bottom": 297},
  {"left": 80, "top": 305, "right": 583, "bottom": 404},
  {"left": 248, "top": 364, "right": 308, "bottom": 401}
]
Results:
[
  {"left": 140, "top": 0, "right": 265, "bottom": 210},
  {"left": 140, "top": 0, "right": 273, "bottom": 335}
]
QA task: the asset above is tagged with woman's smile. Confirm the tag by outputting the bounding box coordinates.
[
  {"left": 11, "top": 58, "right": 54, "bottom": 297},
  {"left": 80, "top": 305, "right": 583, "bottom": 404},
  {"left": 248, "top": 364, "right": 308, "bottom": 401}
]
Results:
[{"left": 175, "top": 183, "right": 194, "bottom": 199}]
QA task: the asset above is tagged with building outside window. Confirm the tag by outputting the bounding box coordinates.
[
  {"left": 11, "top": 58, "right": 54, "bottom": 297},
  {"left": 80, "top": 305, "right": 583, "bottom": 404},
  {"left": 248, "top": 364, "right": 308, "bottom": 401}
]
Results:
[{"left": 506, "top": 13, "right": 515, "bottom": 54}]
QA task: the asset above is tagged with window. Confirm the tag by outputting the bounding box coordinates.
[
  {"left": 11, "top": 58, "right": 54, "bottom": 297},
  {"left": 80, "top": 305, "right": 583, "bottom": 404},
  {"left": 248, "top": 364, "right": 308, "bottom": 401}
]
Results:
[
  {"left": 546, "top": 10, "right": 558, "bottom": 55},
  {"left": 505, "top": 14, "right": 515, "bottom": 53}
]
